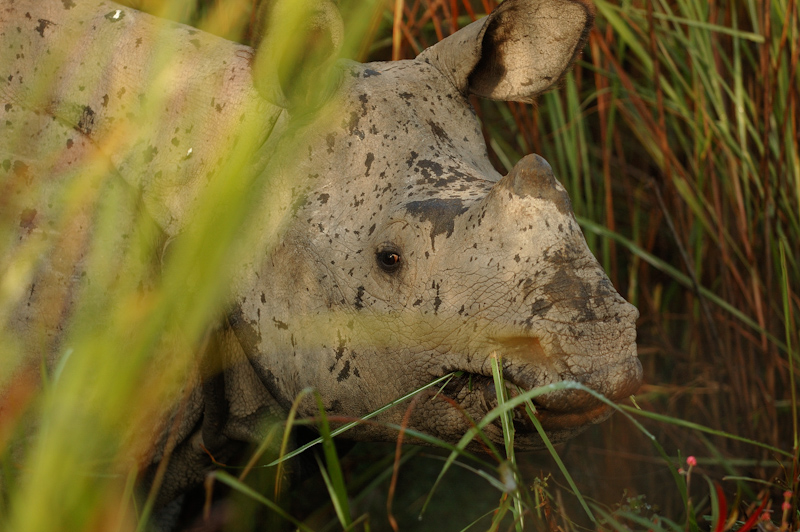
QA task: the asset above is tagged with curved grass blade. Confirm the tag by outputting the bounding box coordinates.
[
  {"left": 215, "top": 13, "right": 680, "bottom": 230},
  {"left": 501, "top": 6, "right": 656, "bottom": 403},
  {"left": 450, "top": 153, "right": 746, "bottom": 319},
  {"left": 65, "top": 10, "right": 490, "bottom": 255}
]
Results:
[
  {"left": 267, "top": 387, "right": 316, "bottom": 496},
  {"left": 520, "top": 394, "right": 595, "bottom": 524},
  {"left": 617, "top": 406, "right": 792, "bottom": 458},
  {"left": 313, "top": 453, "right": 351, "bottom": 531},
  {"left": 265, "top": 373, "right": 455, "bottom": 466},
  {"left": 211, "top": 470, "right": 314, "bottom": 532},
  {"left": 420, "top": 381, "right": 587, "bottom": 518},
  {"left": 314, "top": 392, "right": 351, "bottom": 529},
  {"left": 458, "top": 507, "right": 497, "bottom": 532},
  {"left": 490, "top": 354, "right": 524, "bottom": 531}
]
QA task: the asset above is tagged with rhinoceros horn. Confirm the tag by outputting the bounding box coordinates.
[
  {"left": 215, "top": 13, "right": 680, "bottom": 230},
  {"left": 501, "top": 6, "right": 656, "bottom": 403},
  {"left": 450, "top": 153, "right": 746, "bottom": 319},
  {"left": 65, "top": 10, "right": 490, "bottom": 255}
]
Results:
[{"left": 417, "top": 0, "right": 594, "bottom": 102}]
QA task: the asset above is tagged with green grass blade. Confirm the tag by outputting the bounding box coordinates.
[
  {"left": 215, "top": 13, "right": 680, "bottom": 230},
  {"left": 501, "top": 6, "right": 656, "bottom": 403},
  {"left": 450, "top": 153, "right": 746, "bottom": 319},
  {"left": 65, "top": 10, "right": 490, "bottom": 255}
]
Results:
[
  {"left": 266, "top": 373, "right": 455, "bottom": 466},
  {"left": 420, "top": 381, "right": 593, "bottom": 518},
  {"left": 267, "top": 387, "right": 316, "bottom": 495},
  {"left": 490, "top": 354, "right": 524, "bottom": 531},
  {"left": 314, "top": 453, "right": 351, "bottom": 530},
  {"left": 779, "top": 242, "right": 799, "bottom": 451},
  {"left": 458, "top": 507, "right": 497, "bottom": 532},
  {"left": 617, "top": 405, "right": 792, "bottom": 457},
  {"left": 520, "top": 395, "right": 595, "bottom": 524},
  {"left": 314, "top": 392, "right": 351, "bottom": 528},
  {"left": 211, "top": 470, "right": 314, "bottom": 532}
]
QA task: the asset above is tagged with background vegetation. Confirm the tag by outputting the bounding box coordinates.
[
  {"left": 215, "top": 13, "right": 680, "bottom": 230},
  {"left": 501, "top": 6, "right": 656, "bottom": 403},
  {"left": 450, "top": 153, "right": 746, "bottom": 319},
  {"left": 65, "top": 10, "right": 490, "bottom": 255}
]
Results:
[{"left": 1, "top": 0, "right": 797, "bottom": 530}]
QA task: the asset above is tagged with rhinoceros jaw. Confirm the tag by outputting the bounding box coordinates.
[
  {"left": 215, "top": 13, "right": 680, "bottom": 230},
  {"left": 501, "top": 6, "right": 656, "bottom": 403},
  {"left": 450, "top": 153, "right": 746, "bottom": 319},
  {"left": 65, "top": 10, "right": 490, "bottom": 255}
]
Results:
[
  {"left": 490, "top": 375, "right": 614, "bottom": 433},
  {"left": 531, "top": 403, "right": 613, "bottom": 431},
  {"left": 437, "top": 333, "right": 622, "bottom": 438},
  {"left": 437, "top": 368, "right": 612, "bottom": 437}
]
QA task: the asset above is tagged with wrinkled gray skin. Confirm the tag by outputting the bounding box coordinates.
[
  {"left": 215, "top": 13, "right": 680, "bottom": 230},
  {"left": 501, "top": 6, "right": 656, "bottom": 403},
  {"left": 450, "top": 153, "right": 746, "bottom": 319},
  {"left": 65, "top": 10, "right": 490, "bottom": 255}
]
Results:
[{"left": 1, "top": 0, "right": 641, "bottom": 517}]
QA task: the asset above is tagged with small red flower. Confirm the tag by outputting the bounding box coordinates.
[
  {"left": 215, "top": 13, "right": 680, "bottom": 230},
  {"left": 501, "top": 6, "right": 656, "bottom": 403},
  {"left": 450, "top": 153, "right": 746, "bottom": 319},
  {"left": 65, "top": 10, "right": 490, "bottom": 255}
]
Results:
[{"left": 686, "top": 456, "right": 697, "bottom": 467}]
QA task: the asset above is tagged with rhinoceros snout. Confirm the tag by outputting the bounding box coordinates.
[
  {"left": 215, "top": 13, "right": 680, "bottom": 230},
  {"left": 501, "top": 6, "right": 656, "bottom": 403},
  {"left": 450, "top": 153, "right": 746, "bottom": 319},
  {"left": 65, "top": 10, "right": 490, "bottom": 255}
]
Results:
[
  {"left": 501, "top": 340, "right": 642, "bottom": 409},
  {"left": 526, "top": 333, "right": 643, "bottom": 420}
]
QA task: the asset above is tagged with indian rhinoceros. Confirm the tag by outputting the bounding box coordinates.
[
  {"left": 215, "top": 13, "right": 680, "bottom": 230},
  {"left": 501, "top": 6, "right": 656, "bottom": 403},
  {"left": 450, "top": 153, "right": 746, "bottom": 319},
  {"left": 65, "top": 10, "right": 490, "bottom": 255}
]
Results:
[{"left": 1, "top": 0, "right": 641, "bottom": 520}]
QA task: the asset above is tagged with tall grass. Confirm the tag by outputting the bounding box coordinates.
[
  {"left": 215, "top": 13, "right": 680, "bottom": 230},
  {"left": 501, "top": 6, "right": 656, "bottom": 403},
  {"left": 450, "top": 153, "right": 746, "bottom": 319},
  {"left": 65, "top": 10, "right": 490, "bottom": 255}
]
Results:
[
  {"left": 1, "top": 0, "right": 798, "bottom": 530},
  {"left": 422, "top": 0, "right": 800, "bottom": 526},
  {"left": 0, "top": 0, "right": 378, "bottom": 530}
]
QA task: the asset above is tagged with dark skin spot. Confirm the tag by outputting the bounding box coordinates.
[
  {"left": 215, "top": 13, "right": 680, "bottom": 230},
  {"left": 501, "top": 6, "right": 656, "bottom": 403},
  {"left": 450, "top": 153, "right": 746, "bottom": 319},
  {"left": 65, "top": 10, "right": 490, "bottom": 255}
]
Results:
[
  {"left": 416, "top": 159, "right": 443, "bottom": 179},
  {"left": 19, "top": 208, "right": 37, "bottom": 231},
  {"left": 542, "top": 269, "right": 598, "bottom": 321},
  {"left": 405, "top": 198, "right": 468, "bottom": 251},
  {"left": 76, "top": 106, "right": 95, "bottom": 135},
  {"left": 12, "top": 161, "right": 30, "bottom": 182},
  {"left": 337, "top": 360, "right": 351, "bottom": 382},
  {"left": 142, "top": 145, "right": 158, "bottom": 164},
  {"left": 35, "top": 19, "right": 55, "bottom": 37},
  {"left": 364, "top": 153, "right": 374, "bottom": 176},
  {"left": 354, "top": 286, "right": 365, "bottom": 310},
  {"left": 427, "top": 120, "right": 453, "bottom": 146},
  {"left": 358, "top": 93, "right": 369, "bottom": 117},
  {"left": 226, "top": 307, "right": 262, "bottom": 356},
  {"left": 530, "top": 298, "right": 553, "bottom": 315}
]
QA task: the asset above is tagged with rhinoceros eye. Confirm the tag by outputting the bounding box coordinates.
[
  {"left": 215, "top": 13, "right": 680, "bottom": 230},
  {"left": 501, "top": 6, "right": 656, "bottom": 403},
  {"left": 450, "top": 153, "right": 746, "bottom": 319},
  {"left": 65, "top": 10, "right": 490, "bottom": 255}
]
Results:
[{"left": 376, "top": 248, "right": 402, "bottom": 272}]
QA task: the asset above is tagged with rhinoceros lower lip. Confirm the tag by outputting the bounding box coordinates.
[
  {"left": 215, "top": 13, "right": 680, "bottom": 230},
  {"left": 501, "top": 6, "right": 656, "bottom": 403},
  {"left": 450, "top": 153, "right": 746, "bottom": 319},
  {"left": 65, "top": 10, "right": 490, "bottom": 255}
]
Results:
[{"left": 439, "top": 372, "right": 612, "bottom": 433}]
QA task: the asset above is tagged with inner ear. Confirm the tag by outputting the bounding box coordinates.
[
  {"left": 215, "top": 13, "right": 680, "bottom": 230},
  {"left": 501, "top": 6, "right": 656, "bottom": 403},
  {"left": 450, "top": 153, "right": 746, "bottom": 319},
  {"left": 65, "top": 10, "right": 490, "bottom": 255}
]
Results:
[{"left": 468, "top": 0, "right": 594, "bottom": 103}]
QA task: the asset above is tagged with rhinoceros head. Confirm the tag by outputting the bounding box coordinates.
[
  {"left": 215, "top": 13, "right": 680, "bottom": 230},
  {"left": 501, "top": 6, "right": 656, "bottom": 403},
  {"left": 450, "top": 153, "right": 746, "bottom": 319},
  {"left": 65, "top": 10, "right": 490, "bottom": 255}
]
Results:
[{"left": 233, "top": 0, "right": 642, "bottom": 449}]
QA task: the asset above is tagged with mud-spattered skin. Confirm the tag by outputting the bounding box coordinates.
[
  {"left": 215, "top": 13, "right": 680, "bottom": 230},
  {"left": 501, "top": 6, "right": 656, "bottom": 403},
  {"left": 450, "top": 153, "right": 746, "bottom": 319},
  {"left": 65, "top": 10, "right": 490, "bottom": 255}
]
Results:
[
  {"left": 239, "top": 60, "right": 641, "bottom": 449},
  {"left": 1, "top": 0, "right": 641, "bottom": 518}
]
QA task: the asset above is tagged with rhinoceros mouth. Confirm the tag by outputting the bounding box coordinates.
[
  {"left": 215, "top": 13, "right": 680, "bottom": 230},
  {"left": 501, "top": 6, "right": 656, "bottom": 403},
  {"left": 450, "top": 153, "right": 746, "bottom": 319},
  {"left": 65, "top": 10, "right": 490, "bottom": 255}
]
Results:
[{"left": 438, "top": 371, "right": 613, "bottom": 435}]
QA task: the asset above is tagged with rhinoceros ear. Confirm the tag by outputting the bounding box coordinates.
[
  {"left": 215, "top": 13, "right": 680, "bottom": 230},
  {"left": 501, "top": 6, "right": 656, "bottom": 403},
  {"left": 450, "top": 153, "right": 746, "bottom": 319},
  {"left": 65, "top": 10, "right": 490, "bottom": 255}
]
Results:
[
  {"left": 251, "top": 0, "right": 344, "bottom": 109},
  {"left": 417, "top": 0, "right": 594, "bottom": 103}
]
